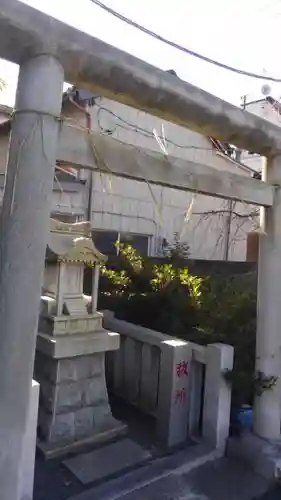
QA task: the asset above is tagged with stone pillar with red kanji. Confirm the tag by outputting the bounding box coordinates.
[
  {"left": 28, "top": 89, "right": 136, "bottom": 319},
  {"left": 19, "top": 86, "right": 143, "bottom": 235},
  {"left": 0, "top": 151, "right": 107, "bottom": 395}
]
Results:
[{"left": 157, "top": 339, "right": 192, "bottom": 447}]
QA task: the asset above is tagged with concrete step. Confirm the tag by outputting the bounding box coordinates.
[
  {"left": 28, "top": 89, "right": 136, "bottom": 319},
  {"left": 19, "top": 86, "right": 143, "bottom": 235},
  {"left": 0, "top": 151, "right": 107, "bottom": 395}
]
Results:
[{"left": 63, "top": 438, "right": 152, "bottom": 485}]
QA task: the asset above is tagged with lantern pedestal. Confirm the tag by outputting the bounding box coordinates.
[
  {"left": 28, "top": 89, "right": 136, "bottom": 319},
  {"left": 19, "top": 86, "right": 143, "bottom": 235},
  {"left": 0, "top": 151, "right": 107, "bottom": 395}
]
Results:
[{"left": 34, "top": 219, "right": 125, "bottom": 457}]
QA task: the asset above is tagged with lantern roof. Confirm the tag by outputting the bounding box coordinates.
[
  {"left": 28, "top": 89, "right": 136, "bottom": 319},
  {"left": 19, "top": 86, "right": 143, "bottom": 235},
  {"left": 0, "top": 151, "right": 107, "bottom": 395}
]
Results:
[{"left": 46, "top": 219, "right": 107, "bottom": 265}]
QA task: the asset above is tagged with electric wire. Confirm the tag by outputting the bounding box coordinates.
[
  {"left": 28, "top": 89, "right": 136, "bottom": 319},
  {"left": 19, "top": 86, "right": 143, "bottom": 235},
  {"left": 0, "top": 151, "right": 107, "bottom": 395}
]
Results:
[{"left": 88, "top": 0, "right": 281, "bottom": 82}]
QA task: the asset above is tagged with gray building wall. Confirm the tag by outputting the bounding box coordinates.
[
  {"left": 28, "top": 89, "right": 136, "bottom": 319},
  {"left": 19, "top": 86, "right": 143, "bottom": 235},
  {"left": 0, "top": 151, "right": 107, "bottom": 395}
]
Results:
[
  {"left": 79, "top": 97, "right": 255, "bottom": 260},
  {"left": 0, "top": 98, "right": 258, "bottom": 260}
]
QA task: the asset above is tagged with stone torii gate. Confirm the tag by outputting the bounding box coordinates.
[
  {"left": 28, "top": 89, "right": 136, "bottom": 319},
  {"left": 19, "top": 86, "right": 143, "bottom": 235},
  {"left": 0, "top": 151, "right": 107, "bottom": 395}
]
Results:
[{"left": 0, "top": 0, "right": 281, "bottom": 498}]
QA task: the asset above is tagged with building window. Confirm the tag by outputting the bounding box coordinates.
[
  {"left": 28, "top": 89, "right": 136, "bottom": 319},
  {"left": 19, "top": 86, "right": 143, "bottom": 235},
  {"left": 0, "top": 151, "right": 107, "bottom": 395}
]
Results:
[
  {"left": 51, "top": 213, "right": 79, "bottom": 224},
  {"left": 92, "top": 230, "right": 118, "bottom": 255},
  {"left": 119, "top": 232, "right": 149, "bottom": 255},
  {"left": 92, "top": 230, "right": 150, "bottom": 255}
]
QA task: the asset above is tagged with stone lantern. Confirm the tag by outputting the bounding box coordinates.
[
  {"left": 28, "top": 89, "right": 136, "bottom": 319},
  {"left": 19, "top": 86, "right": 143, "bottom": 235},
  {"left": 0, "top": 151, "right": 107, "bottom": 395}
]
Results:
[{"left": 34, "top": 219, "right": 123, "bottom": 455}]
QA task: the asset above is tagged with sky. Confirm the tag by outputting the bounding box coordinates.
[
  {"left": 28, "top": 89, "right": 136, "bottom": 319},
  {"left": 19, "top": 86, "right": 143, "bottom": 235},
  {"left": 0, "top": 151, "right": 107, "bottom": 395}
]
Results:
[{"left": 0, "top": 0, "right": 281, "bottom": 107}]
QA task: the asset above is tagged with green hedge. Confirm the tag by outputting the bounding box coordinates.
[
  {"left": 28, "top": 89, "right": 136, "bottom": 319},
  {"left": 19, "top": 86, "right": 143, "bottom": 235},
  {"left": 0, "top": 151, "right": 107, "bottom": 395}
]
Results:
[{"left": 98, "top": 244, "right": 257, "bottom": 409}]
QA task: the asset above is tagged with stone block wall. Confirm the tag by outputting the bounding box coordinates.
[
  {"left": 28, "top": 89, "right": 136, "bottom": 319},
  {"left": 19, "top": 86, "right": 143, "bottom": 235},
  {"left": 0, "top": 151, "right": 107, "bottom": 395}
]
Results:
[
  {"left": 35, "top": 351, "right": 112, "bottom": 442},
  {"left": 104, "top": 311, "right": 234, "bottom": 451},
  {"left": 19, "top": 380, "right": 39, "bottom": 500}
]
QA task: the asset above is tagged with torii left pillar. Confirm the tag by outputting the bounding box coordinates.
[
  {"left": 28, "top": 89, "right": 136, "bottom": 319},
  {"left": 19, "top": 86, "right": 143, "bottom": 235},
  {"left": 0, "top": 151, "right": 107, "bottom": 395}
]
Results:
[{"left": 0, "top": 54, "right": 64, "bottom": 500}]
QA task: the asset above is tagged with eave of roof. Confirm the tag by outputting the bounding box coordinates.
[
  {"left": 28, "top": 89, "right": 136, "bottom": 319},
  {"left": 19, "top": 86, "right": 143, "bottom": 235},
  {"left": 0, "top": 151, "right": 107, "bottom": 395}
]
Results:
[
  {"left": 0, "top": 119, "right": 11, "bottom": 133},
  {"left": 0, "top": 104, "right": 13, "bottom": 116}
]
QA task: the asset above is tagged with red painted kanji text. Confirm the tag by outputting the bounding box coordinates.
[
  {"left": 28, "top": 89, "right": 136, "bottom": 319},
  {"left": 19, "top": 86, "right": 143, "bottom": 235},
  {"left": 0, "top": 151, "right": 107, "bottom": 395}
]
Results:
[{"left": 176, "top": 361, "right": 188, "bottom": 378}]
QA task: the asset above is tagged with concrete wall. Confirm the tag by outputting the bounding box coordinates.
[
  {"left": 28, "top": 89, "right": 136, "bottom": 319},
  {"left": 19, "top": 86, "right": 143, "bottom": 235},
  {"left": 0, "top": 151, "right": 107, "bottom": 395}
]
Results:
[
  {"left": 242, "top": 98, "right": 281, "bottom": 174},
  {"left": 245, "top": 100, "right": 281, "bottom": 127},
  {"left": 103, "top": 311, "right": 234, "bottom": 450},
  {"left": 90, "top": 174, "right": 257, "bottom": 261},
  {"left": 19, "top": 380, "right": 39, "bottom": 500},
  {"left": 0, "top": 170, "right": 87, "bottom": 220},
  {"left": 78, "top": 97, "right": 256, "bottom": 261},
  {"left": 0, "top": 99, "right": 257, "bottom": 260},
  {"left": 0, "top": 105, "right": 87, "bottom": 219},
  {"left": 52, "top": 180, "right": 86, "bottom": 219}
]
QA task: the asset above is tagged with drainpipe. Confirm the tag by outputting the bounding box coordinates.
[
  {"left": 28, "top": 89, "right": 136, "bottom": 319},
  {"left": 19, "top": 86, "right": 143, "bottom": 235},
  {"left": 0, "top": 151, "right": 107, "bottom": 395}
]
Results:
[
  {"left": 154, "top": 186, "right": 163, "bottom": 256},
  {"left": 223, "top": 199, "right": 233, "bottom": 261},
  {"left": 222, "top": 148, "right": 242, "bottom": 260},
  {"left": 87, "top": 166, "right": 94, "bottom": 223}
]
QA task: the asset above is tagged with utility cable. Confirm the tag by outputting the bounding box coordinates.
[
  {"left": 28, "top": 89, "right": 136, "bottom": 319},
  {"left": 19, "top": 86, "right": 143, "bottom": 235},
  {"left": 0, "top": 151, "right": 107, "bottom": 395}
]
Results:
[{"left": 89, "top": 0, "right": 281, "bottom": 82}]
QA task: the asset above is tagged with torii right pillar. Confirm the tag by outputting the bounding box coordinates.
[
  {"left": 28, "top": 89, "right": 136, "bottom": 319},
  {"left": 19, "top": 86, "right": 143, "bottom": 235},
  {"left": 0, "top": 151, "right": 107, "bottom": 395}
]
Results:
[{"left": 254, "top": 155, "right": 281, "bottom": 440}]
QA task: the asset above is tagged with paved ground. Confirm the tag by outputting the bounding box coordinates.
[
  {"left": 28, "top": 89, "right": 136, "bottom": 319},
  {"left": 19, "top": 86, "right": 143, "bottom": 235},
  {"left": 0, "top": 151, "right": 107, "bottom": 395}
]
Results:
[
  {"left": 256, "top": 487, "right": 280, "bottom": 500},
  {"left": 34, "top": 398, "right": 157, "bottom": 500},
  {"left": 35, "top": 448, "right": 281, "bottom": 500},
  {"left": 68, "top": 458, "right": 280, "bottom": 500},
  {"left": 34, "top": 398, "right": 280, "bottom": 500},
  {"left": 34, "top": 452, "right": 84, "bottom": 500}
]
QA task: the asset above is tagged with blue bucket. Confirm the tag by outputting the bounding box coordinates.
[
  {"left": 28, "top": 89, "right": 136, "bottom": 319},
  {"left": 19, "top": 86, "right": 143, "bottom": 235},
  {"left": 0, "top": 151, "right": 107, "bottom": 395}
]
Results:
[{"left": 237, "top": 405, "right": 253, "bottom": 430}]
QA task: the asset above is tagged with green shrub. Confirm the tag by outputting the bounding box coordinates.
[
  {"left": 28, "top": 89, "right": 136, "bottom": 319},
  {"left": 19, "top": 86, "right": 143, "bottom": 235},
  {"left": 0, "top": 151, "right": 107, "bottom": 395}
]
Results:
[
  {"left": 99, "top": 244, "right": 257, "bottom": 408},
  {"left": 199, "top": 273, "right": 256, "bottom": 408},
  {"left": 99, "top": 243, "right": 202, "bottom": 334}
]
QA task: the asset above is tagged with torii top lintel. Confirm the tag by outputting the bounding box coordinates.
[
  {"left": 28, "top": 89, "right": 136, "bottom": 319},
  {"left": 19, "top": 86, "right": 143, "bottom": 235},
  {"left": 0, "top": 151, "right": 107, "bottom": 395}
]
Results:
[{"left": 1, "top": 0, "right": 281, "bottom": 157}]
